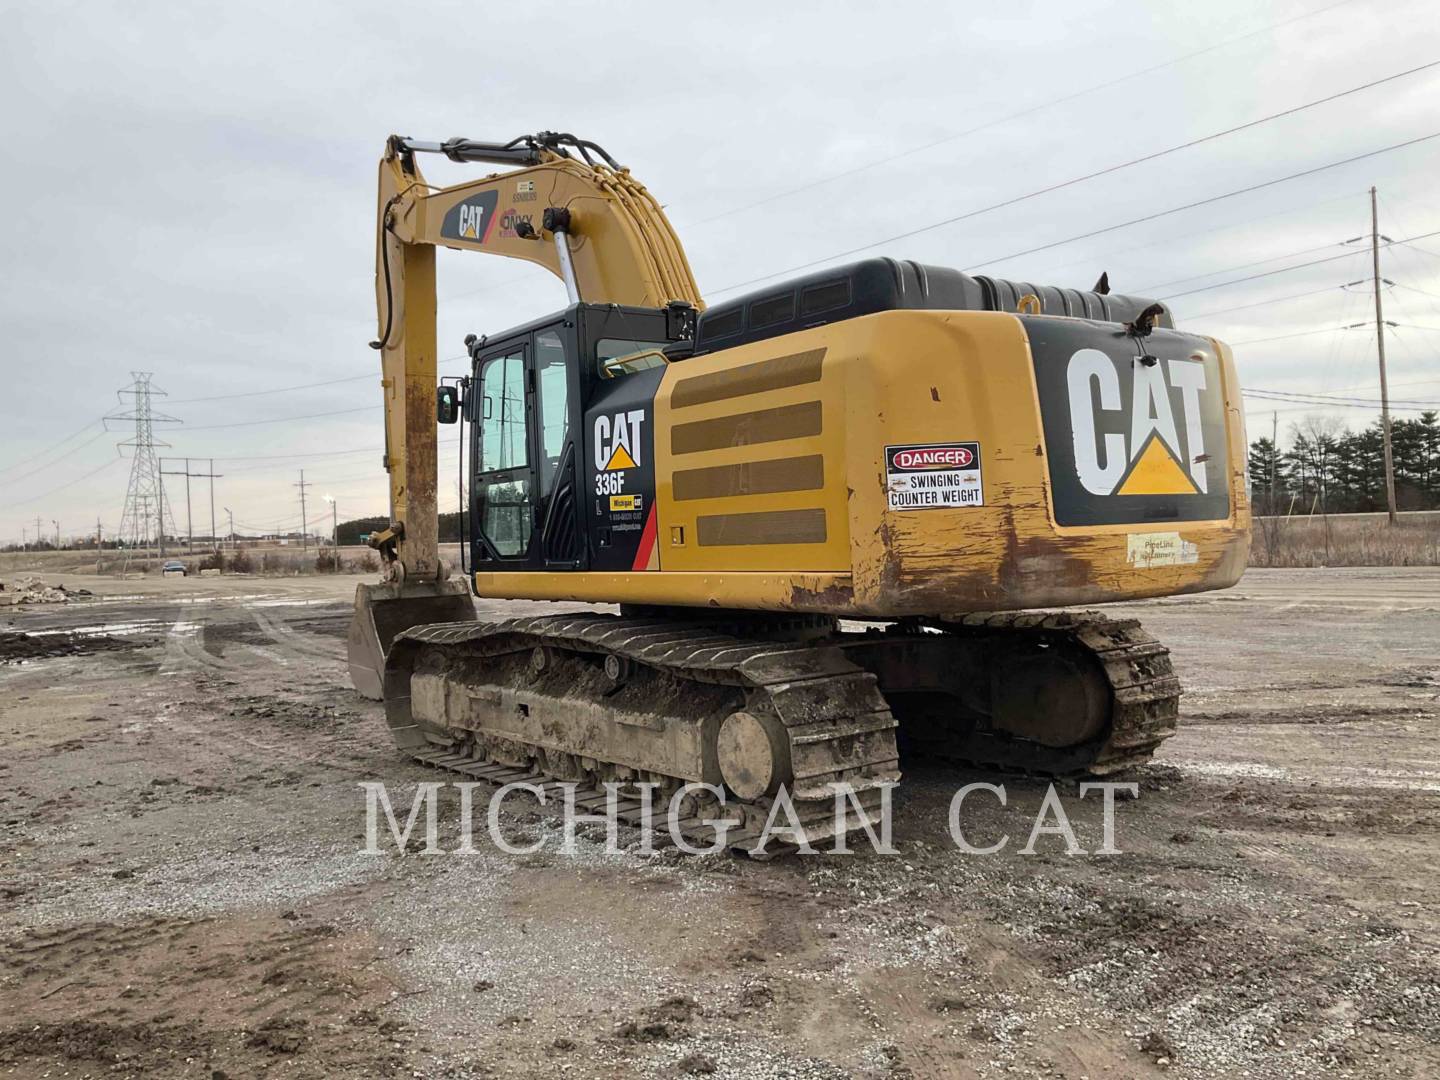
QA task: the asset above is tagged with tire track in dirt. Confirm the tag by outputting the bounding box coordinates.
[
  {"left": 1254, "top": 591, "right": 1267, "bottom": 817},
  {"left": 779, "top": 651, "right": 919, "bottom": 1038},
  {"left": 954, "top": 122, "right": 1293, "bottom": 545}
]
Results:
[
  {"left": 248, "top": 606, "right": 346, "bottom": 664},
  {"left": 0, "top": 912, "right": 413, "bottom": 1077},
  {"left": 144, "top": 601, "right": 369, "bottom": 774}
]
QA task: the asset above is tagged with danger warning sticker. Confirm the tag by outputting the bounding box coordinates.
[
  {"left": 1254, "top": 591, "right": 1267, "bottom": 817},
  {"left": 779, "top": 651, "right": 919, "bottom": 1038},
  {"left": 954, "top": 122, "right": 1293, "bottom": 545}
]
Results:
[{"left": 885, "top": 442, "right": 984, "bottom": 510}]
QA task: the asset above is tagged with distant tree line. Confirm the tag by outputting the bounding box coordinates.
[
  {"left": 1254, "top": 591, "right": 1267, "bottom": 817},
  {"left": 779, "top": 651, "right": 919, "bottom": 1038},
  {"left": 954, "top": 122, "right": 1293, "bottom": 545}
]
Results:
[{"left": 1248, "top": 411, "right": 1440, "bottom": 515}]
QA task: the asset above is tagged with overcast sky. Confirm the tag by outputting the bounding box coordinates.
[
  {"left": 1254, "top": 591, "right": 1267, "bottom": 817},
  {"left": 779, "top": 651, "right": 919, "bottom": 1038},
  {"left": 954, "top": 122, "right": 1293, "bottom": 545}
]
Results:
[{"left": 3, "top": 0, "right": 1438, "bottom": 545}]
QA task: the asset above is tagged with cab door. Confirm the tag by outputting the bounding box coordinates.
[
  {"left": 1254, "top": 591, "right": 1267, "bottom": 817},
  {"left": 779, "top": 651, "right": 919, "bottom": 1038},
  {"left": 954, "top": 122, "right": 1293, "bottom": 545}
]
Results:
[
  {"left": 470, "top": 322, "right": 586, "bottom": 570},
  {"left": 472, "top": 341, "right": 534, "bottom": 563}
]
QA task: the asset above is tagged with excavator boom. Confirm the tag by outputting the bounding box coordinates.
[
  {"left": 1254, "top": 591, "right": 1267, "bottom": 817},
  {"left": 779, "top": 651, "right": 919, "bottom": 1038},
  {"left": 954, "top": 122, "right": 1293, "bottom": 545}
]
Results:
[{"left": 349, "top": 133, "right": 702, "bottom": 697}]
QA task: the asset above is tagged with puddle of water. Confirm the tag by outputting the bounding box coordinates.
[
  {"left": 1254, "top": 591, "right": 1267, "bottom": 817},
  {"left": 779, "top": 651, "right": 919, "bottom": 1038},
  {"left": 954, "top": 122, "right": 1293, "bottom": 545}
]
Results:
[
  {"left": 1180, "top": 761, "right": 1293, "bottom": 781},
  {"left": 1182, "top": 760, "right": 1440, "bottom": 793},
  {"left": 28, "top": 621, "right": 169, "bottom": 638},
  {"left": 248, "top": 597, "right": 342, "bottom": 609}
]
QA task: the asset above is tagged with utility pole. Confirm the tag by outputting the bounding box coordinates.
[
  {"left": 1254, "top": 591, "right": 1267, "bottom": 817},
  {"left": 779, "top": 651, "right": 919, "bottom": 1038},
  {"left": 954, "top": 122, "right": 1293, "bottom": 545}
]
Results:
[
  {"left": 209, "top": 458, "right": 218, "bottom": 554},
  {"left": 224, "top": 507, "right": 235, "bottom": 551},
  {"left": 161, "top": 459, "right": 193, "bottom": 553},
  {"left": 34, "top": 517, "right": 43, "bottom": 551},
  {"left": 96, "top": 517, "right": 102, "bottom": 550},
  {"left": 322, "top": 494, "right": 338, "bottom": 568},
  {"left": 53, "top": 520, "right": 60, "bottom": 550},
  {"left": 1371, "top": 186, "right": 1399, "bottom": 524},
  {"left": 295, "top": 470, "right": 311, "bottom": 551},
  {"left": 160, "top": 459, "right": 222, "bottom": 555},
  {"left": 1270, "top": 411, "right": 1278, "bottom": 511}
]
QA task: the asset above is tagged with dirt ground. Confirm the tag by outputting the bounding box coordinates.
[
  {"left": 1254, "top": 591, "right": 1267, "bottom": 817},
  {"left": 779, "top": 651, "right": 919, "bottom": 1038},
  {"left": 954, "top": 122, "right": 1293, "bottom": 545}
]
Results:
[{"left": 1, "top": 567, "right": 1436, "bottom": 1079}]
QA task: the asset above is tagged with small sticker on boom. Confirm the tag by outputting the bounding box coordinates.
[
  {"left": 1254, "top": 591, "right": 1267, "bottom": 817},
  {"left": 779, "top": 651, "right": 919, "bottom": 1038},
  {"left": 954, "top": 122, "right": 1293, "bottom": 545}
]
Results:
[
  {"left": 610, "top": 494, "right": 640, "bottom": 512},
  {"left": 885, "top": 442, "right": 984, "bottom": 510}
]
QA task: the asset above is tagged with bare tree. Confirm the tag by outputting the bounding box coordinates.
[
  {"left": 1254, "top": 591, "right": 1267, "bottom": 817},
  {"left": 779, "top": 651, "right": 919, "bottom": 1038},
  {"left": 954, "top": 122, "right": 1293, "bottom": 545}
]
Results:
[{"left": 1289, "top": 415, "right": 1347, "bottom": 563}]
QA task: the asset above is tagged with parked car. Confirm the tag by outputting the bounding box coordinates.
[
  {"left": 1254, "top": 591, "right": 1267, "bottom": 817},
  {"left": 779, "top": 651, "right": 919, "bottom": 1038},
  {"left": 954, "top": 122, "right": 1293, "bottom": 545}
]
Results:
[{"left": 161, "top": 560, "right": 188, "bottom": 577}]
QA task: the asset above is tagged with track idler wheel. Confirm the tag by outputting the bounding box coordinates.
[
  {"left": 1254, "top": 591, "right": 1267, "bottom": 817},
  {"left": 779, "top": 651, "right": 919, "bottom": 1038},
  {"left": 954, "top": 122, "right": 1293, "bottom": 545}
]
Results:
[{"left": 716, "top": 710, "right": 793, "bottom": 800}]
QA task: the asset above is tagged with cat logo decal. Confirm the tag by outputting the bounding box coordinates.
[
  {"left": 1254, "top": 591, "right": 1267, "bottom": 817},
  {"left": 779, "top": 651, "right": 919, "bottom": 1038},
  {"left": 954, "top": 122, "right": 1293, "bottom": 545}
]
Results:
[{"left": 1066, "top": 348, "right": 1210, "bottom": 497}]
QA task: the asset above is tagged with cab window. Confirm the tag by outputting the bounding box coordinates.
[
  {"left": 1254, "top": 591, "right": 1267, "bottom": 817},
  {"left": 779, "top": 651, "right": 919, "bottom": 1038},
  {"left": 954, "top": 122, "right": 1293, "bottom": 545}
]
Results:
[
  {"left": 476, "top": 348, "right": 530, "bottom": 556},
  {"left": 535, "top": 330, "right": 570, "bottom": 496},
  {"left": 596, "top": 337, "right": 668, "bottom": 377}
]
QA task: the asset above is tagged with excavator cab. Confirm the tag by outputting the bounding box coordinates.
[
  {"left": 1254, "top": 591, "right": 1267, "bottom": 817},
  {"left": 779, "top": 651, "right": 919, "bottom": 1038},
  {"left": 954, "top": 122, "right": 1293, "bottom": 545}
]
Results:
[
  {"left": 464, "top": 302, "right": 686, "bottom": 572},
  {"left": 349, "top": 301, "right": 692, "bottom": 698}
]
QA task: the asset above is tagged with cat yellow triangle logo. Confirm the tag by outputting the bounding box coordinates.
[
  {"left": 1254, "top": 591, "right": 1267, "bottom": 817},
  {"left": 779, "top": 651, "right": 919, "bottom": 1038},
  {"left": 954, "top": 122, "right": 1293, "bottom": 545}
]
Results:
[
  {"left": 1116, "top": 432, "right": 1198, "bottom": 496},
  {"left": 603, "top": 444, "right": 638, "bottom": 471}
]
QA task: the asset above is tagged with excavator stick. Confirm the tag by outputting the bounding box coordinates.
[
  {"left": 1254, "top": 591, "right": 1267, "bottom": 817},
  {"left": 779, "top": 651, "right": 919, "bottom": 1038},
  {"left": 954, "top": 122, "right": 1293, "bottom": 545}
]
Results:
[{"left": 347, "top": 580, "right": 475, "bottom": 700}]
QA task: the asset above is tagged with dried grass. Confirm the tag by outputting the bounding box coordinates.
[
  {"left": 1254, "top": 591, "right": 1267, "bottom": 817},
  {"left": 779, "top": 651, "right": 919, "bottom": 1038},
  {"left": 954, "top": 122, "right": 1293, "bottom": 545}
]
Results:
[{"left": 1250, "top": 513, "right": 1440, "bottom": 567}]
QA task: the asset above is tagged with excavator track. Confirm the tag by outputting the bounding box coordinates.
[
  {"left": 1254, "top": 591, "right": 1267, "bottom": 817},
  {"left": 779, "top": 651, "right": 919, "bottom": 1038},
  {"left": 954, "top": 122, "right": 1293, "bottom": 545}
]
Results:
[
  {"left": 920, "top": 611, "right": 1180, "bottom": 775},
  {"left": 384, "top": 615, "right": 903, "bottom": 854},
  {"left": 381, "top": 610, "right": 1179, "bottom": 853}
]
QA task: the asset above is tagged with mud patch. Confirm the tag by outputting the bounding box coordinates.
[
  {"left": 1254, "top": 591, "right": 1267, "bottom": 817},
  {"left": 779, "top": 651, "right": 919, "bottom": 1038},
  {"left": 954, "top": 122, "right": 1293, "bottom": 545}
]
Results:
[
  {"left": 0, "top": 629, "right": 144, "bottom": 664},
  {"left": 202, "top": 620, "right": 271, "bottom": 657},
  {"left": 285, "top": 613, "right": 350, "bottom": 640}
]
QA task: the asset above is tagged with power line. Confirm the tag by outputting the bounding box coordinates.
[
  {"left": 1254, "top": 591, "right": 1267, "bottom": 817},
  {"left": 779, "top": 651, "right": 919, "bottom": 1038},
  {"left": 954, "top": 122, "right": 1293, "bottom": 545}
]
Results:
[
  {"left": 1184, "top": 282, "right": 1357, "bottom": 321},
  {"left": 706, "top": 104, "right": 1440, "bottom": 298},
  {"left": 1029, "top": 188, "right": 1371, "bottom": 284},
  {"left": 1159, "top": 229, "right": 1440, "bottom": 299},
  {"left": 2, "top": 428, "right": 117, "bottom": 486},
  {"left": 1243, "top": 384, "right": 1440, "bottom": 406},
  {"left": 1139, "top": 241, "right": 1354, "bottom": 293},
  {"left": 1390, "top": 280, "right": 1440, "bottom": 303},
  {"left": 2, "top": 457, "right": 125, "bottom": 509},
  {"left": 167, "top": 374, "right": 375, "bottom": 404},
  {"left": 219, "top": 452, "right": 380, "bottom": 473},
  {"left": 952, "top": 136, "right": 1440, "bottom": 277},
  {"left": 1304, "top": 373, "right": 1440, "bottom": 395},
  {"left": 1392, "top": 238, "right": 1440, "bottom": 261},
  {"left": 1245, "top": 389, "right": 1440, "bottom": 407},
  {"left": 433, "top": 3, "right": 1366, "bottom": 305},
  {"left": 0, "top": 417, "right": 107, "bottom": 476},
  {"left": 183, "top": 406, "right": 378, "bottom": 432},
  {"left": 160, "top": 356, "right": 465, "bottom": 408},
  {"left": 1242, "top": 391, "right": 1439, "bottom": 412},
  {"left": 1161, "top": 251, "right": 1368, "bottom": 299},
  {"left": 680, "top": 0, "right": 1366, "bottom": 229},
  {"left": 209, "top": 438, "right": 464, "bottom": 465},
  {"left": 1230, "top": 322, "right": 1372, "bottom": 346}
]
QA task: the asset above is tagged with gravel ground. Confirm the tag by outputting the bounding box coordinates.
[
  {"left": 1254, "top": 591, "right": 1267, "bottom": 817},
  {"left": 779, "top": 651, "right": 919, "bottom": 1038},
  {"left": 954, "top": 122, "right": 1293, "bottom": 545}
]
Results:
[{"left": 1, "top": 567, "right": 1437, "bottom": 1078}]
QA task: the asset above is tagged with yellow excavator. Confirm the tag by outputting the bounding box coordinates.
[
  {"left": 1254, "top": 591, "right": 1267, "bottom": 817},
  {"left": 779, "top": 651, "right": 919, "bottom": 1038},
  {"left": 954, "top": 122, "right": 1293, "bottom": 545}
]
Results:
[{"left": 349, "top": 131, "right": 1249, "bottom": 848}]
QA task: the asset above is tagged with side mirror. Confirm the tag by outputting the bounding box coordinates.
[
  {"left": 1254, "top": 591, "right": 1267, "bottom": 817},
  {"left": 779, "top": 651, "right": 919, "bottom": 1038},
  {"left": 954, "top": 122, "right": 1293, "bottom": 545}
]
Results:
[{"left": 437, "top": 385, "right": 460, "bottom": 424}]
